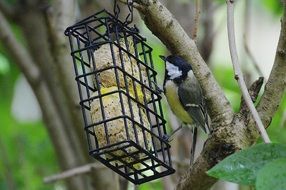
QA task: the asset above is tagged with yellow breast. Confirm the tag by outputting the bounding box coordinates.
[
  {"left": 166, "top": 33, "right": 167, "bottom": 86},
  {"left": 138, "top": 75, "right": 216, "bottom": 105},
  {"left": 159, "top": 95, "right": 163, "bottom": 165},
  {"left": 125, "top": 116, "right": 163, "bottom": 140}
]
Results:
[{"left": 164, "top": 81, "right": 193, "bottom": 124}]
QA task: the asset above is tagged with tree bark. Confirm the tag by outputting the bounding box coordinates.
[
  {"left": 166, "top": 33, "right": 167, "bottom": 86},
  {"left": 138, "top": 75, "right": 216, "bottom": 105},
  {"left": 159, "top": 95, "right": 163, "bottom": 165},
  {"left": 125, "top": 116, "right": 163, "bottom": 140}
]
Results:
[
  {"left": 128, "top": 0, "right": 286, "bottom": 189},
  {"left": 0, "top": 1, "right": 119, "bottom": 189},
  {"left": 1, "top": 0, "right": 285, "bottom": 189}
]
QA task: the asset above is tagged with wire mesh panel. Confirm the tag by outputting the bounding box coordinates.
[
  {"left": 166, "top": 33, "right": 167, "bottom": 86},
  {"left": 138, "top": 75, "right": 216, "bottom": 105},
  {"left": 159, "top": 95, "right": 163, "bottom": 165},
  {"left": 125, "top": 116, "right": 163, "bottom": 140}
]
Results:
[{"left": 65, "top": 10, "right": 175, "bottom": 184}]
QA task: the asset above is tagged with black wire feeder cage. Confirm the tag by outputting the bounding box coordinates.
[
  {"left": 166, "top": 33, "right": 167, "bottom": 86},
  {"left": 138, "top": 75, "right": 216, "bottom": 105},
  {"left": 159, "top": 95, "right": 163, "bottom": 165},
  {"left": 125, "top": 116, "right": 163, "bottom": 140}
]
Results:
[{"left": 64, "top": 1, "right": 175, "bottom": 185}]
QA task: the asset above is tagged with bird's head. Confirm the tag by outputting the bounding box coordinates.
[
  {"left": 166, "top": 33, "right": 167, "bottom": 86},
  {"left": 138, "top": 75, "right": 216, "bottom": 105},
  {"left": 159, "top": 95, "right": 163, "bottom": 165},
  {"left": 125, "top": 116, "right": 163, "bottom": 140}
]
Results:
[{"left": 160, "top": 55, "right": 192, "bottom": 84}]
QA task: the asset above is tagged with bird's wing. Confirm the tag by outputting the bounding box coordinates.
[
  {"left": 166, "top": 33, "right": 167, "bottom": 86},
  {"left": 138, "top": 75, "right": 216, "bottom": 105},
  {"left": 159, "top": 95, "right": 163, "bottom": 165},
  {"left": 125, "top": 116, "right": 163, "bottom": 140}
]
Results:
[{"left": 178, "top": 77, "right": 208, "bottom": 133}]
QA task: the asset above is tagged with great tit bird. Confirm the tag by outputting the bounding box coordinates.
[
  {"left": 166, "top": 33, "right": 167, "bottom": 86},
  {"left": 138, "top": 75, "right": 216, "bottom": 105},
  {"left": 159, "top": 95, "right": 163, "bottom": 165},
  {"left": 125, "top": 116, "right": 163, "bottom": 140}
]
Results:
[{"left": 160, "top": 55, "right": 210, "bottom": 163}]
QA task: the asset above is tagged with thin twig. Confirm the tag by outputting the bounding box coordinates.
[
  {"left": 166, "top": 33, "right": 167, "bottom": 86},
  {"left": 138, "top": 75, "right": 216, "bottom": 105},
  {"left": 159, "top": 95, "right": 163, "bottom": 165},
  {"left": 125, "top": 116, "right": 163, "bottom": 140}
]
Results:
[
  {"left": 192, "top": 0, "right": 201, "bottom": 41},
  {"left": 226, "top": 0, "right": 271, "bottom": 143},
  {"left": 243, "top": 0, "right": 264, "bottom": 77},
  {"left": 43, "top": 156, "right": 190, "bottom": 184},
  {"left": 43, "top": 163, "right": 106, "bottom": 184}
]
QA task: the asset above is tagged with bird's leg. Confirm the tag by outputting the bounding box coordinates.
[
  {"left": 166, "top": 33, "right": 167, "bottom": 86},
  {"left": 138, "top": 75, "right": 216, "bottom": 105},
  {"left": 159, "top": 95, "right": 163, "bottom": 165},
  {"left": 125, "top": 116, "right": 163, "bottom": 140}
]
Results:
[
  {"left": 162, "top": 124, "right": 183, "bottom": 142},
  {"left": 190, "top": 126, "right": 198, "bottom": 165}
]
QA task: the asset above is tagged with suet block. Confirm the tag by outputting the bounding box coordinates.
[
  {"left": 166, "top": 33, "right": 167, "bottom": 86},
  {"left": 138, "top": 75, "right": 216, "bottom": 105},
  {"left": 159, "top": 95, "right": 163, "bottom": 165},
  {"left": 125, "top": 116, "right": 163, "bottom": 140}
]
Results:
[
  {"left": 92, "top": 39, "right": 151, "bottom": 103},
  {"left": 90, "top": 87, "right": 152, "bottom": 168}
]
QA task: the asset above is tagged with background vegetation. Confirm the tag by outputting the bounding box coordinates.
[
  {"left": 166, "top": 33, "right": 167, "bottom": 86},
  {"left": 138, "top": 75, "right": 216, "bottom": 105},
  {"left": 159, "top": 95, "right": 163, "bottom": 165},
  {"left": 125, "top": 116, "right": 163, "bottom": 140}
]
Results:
[{"left": 0, "top": 0, "right": 285, "bottom": 189}]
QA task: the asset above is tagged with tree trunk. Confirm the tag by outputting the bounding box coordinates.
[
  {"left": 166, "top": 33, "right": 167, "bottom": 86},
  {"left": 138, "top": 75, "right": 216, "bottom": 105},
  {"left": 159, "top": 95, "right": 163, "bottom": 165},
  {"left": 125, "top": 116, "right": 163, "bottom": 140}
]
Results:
[{"left": 0, "top": 1, "right": 119, "bottom": 189}]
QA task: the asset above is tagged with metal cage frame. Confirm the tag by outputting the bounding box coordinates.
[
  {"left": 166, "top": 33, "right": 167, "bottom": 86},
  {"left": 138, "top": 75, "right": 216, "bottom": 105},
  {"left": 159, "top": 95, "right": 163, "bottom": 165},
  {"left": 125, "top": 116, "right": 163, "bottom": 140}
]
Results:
[{"left": 65, "top": 10, "right": 175, "bottom": 184}]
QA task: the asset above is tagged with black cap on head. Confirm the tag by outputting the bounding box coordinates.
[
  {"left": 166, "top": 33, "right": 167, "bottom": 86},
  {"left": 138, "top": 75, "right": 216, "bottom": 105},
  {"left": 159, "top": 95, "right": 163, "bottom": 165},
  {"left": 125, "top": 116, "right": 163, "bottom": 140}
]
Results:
[
  {"left": 164, "top": 55, "right": 192, "bottom": 71},
  {"left": 162, "top": 55, "right": 193, "bottom": 84}
]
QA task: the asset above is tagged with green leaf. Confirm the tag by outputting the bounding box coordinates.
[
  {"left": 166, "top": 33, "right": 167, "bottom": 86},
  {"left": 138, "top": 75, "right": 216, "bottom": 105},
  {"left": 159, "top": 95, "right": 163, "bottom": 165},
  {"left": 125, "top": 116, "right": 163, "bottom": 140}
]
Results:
[
  {"left": 256, "top": 158, "right": 286, "bottom": 190},
  {"left": 207, "top": 143, "right": 286, "bottom": 185}
]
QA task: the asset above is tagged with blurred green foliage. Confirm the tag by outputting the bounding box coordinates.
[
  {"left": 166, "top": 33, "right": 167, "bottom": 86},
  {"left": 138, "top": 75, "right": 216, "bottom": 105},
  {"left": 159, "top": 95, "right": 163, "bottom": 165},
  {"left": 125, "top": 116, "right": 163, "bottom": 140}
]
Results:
[
  {"left": 0, "top": 55, "right": 10, "bottom": 75},
  {"left": 138, "top": 179, "right": 163, "bottom": 190},
  {"left": 260, "top": 0, "right": 283, "bottom": 16},
  {"left": 215, "top": 0, "right": 283, "bottom": 17},
  {"left": 212, "top": 66, "right": 241, "bottom": 112},
  {"left": 0, "top": 56, "right": 58, "bottom": 190},
  {"left": 262, "top": 94, "right": 286, "bottom": 143}
]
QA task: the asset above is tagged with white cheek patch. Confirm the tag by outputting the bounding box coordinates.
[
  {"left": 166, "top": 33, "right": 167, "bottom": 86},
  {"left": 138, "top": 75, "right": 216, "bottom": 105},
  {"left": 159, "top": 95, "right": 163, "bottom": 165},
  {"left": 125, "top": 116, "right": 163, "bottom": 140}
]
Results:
[{"left": 166, "top": 61, "right": 182, "bottom": 79}]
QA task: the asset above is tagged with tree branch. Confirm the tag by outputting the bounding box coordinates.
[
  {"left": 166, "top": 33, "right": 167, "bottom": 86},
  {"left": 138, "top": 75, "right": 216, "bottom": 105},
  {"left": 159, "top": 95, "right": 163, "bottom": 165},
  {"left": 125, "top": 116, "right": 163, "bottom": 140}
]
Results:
[
  {"left": 119, "top": 0, "right": 286, "bottom": 189},
  {"left": 44, "top": 163, "right": 106, "bottom": 184},
  {"left": 35, "top": 82, "right": 92, "bottom": 190},
  {"left": 256, "top": 1, "right": 286, "bottom": 128},
  {"left": 199, "top": 0, "right": 215, "bottom": 62},
  {"left": 0, "top": 10, "right": 40, "bottom": 84},
  {"left": 114, "top": 0, "right": 236, "bottom": 189},
  {"left": 47, "top": 0, "right": 85, "bottom": 150},
  {"left": 0, "top": 9, "right": 89, "bottom": 190},
  {"left": 226, "top": 0, "right": 270, "bottom": 143},
  {"left": 43, "top": 157, "right": 189, "bottom": 185},
  {"left": 134, "top": 0, "right": 233, "bottom": 127},
  {"left": 120, "top": 1, "right": 236, "bottom": 189},
  {"left": 18, "top": 7, "right": 89, "bottom": 163},
  {"left": 192, "top": 0, "right": 200, "bottom": 41}
]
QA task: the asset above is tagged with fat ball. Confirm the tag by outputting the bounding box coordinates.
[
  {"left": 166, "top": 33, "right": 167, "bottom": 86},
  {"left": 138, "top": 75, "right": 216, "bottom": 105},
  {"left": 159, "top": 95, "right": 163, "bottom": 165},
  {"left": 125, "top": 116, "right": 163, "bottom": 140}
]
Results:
[
  {"left": 92, "top": 38, "right": 151, "bottom": 103},
  {"left": 90, "top": 86, "right": 153, "bottom": 168}
]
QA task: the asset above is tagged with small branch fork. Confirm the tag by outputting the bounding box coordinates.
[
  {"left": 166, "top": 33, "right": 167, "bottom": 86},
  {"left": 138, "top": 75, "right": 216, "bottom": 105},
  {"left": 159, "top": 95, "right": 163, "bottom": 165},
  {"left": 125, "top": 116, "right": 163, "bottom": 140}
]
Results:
[
  {"left": 240, "top": 77, "right": 264, "bottom": 115},
  {"left": 226, "top": 0, "right": 271, "bottom": 143}
]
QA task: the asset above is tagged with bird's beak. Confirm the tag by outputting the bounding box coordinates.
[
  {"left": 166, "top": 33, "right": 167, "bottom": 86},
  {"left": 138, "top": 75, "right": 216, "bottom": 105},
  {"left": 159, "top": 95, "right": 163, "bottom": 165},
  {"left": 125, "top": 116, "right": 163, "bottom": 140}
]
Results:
[{"left": 159, "top": 55, "right": 166, "bottom": 61}]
